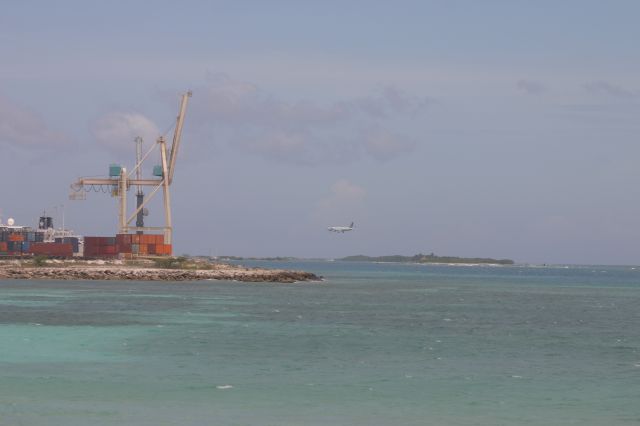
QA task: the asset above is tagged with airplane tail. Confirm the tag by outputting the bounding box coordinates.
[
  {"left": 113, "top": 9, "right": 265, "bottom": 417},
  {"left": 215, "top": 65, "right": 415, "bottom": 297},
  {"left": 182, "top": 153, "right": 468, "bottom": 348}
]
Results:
[{"left": 350, "top": 222, "right": 354, "bottom": 228}]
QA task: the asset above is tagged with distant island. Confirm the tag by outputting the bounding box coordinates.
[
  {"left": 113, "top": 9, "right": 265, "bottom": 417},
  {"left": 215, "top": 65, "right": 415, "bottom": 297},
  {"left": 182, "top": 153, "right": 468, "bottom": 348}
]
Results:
[
  {"left": 215, "top": 254, "right": 514, "bottom": 265},
  {"left": 217, "top": 256, "right": 299, "bottom": 262},
  {"left": 339, "top": 253, "right": 514, "bottom": 265}
]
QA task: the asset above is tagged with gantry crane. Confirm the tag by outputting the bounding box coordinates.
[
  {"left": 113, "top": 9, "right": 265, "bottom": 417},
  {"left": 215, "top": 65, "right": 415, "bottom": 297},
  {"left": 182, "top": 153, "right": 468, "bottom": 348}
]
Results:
[{"left": 70, "top": 91, "right": 192, "bottom": 245}]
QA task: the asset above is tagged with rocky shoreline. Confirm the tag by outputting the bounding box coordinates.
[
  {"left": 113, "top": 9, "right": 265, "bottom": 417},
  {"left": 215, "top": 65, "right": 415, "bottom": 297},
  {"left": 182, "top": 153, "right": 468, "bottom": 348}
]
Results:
[{"left": 0, "top": 263, "right": 321, "bottom": 283}]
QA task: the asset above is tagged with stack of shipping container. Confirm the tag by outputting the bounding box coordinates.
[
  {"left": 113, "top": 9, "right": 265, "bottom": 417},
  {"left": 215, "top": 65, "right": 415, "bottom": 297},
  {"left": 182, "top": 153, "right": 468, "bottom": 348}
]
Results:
[
  {"left": 0, "top": 229, "right": 47, "bottom": 256},
  {"left": 0, "top": 216, "right": 79, "bottom": 258},
  {"left": 84, "top": 236, "right": 117, "bottom": 258},
  {"left": 83, "top": 234, "right": 172, "bottom": 258},
  {"left": 1, "top": 228, "right": 171, "bottom": 259},
  {"left": 29, "top": 242, "right": 74, "bottom": 257},
  {"left": 115, "top": 234, "right": 172, "bottom": 256}
]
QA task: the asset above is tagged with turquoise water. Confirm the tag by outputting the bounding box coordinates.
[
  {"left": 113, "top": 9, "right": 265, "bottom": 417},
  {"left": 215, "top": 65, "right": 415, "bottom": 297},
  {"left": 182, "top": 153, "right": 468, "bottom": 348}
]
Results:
[{"left": 1, "top": 262, "right": 639, "bottom": 425}]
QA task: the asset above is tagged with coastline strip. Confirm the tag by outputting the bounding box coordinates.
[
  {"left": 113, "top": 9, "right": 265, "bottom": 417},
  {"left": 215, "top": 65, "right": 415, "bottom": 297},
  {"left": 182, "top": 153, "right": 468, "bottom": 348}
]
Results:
[{"left": 0, "top": 266, "right": 320, "bottom": 283}]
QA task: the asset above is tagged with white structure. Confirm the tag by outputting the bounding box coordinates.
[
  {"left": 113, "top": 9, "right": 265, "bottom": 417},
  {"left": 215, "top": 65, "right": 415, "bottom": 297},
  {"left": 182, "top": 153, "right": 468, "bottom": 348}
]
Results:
[{"left": 70, "top": 91, "right": 191, "bottom": 245}]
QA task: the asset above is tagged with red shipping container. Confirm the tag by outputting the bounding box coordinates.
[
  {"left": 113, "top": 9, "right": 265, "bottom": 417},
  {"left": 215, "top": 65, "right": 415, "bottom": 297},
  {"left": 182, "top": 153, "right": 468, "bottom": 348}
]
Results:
[
  {"left": 117, "top": 244, "right": 132, "bottom": 254},
  {"left": 154, "top": 234, "right": 164, "bottom": 245},
  {"left": 102, "top": 245, "right": 116, "bottom": 255},
  {"left": 9, "top": 234, "right": 24, "bottom": 242},
  {"left": 0, "top": 242, "right": 7, "bottom": 252},
  {"left": 132, "top": 234, "right": 140, "bottom": 244},
  {"left": 148, "top": 244, "right": 156, "bottom": 255},
  {"left": 84, "top": 237, "right": 101, "bottom": 248},
  {"left": 28, "top": 243, "right": 73, "bottom": 257}
]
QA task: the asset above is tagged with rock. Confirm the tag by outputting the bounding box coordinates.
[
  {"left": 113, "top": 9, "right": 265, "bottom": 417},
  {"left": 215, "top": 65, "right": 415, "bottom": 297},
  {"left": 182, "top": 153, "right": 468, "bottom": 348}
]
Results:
[{"left": 0, "top": 264, "right": 321, "bottom": 283}]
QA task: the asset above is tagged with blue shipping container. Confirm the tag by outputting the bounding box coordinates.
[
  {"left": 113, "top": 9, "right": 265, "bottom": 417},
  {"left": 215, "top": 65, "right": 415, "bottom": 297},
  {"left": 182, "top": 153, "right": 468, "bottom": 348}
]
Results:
[{"left": 62, "top": 237, "right": 80, "bottom": 253}]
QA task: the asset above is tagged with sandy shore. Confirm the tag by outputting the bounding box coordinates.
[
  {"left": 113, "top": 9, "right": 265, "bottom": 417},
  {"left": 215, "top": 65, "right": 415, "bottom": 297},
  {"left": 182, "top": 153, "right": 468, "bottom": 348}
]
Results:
[{"left": 0, "top": 262, "right": 321, "bottom": 283}]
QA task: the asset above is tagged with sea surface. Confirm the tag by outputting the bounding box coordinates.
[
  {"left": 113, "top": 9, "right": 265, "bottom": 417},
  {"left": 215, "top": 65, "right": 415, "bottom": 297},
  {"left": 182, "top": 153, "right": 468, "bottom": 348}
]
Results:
[{"left": 1, "top": 261, "right": 639, "bottom": 425}]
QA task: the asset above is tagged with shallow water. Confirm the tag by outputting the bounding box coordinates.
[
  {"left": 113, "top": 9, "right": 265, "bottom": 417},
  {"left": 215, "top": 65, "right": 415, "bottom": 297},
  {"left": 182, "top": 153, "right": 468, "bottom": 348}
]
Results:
[{"left": 1, "top": 262, "right": 639, "bottom": 425}]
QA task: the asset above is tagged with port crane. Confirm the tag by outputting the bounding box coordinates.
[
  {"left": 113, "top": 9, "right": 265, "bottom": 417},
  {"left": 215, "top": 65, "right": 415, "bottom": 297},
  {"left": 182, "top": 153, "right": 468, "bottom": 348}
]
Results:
[{"left": 70, "top": 91, "right": 192, "bottom": 245}]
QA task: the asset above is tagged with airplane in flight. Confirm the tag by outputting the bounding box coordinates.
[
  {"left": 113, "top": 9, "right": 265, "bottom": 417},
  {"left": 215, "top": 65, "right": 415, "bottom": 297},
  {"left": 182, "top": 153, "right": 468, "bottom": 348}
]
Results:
[{"left": 328, "top": 222, "right": 354, "bottom": 233}]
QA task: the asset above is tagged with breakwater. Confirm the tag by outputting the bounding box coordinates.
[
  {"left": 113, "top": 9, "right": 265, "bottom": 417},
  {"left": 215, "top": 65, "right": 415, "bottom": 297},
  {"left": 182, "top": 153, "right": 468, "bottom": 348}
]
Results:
[{"left": 0, "top": 264, "right": 320, "bottom": 283}]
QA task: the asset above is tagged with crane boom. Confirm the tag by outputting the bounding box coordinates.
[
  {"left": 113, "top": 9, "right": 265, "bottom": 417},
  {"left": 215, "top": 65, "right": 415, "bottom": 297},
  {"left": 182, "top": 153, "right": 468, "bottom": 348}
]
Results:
[{"left": 168, "top": 91, "right": 192, "bottom": 185}]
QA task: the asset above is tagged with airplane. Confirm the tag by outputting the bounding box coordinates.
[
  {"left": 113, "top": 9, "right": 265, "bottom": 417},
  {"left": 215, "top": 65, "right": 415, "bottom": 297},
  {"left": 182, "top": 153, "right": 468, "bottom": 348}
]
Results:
[{"left": 328, "top": 222, "right": 354, "bottom": 233}]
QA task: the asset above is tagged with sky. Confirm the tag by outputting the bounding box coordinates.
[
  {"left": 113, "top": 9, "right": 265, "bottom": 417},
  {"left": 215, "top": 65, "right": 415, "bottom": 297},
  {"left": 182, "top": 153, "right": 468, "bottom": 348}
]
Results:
[{"left": 2, "top": 0, "right": 640, "bottom": 264}]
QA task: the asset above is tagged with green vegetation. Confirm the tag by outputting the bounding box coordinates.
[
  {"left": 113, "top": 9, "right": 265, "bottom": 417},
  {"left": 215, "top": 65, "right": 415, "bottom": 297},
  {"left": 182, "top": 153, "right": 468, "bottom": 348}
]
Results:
[
  {"left": 340, "top": 253, "right": 514, "bottom": 265},
  {"left": 153, "top": 256, "right": 188, "bottom": 269},
  {"left": 218, "top": 256, "right": 297, "bottom": 261},
  {"left": 32, "top": 255, "right": 48, "bottom": 267},
  {"left": 151, "top": 256, "right": 215, "bottom": 270}
]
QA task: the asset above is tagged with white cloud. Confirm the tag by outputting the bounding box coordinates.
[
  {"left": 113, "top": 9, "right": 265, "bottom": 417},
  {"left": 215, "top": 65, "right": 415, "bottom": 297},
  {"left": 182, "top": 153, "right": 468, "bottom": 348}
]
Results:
[
  {"left": 92, "top": 112, "right": 160, "bottom": 154},
  {"left": 0, "top": 93, "right": 68, "bottom": 149},
  {"left": 315, "top": 179, "right": 367, "bottom": 223},
  {"left": 584, "top": 81, "right": 638, "bottom": 99},
  {"left": 363, "top": 127, "right": 416, "bottom": 161},
  {"left": 330, "top": 179, "right": 366, "bottom": 202},
  {"left": 352, "top": 86, "right": 430, "bottom": 118},
  {"left": 516, "top": 79, "right": 546, "bottom": 95},
  {"left": 189, "top": 73, "right": 429, "bottom": 164}
]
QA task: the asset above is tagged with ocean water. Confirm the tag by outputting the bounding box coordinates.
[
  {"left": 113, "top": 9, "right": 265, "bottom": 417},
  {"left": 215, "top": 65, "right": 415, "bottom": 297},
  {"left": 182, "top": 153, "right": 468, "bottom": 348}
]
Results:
[{"left": 0, "top": 261, "right": 639, "bottom": 425}]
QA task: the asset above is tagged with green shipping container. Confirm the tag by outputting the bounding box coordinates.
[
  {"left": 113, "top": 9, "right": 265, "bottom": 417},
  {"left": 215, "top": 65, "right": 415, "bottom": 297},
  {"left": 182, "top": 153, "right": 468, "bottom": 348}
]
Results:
[{"left": 109, "top": 164, "right": 122, "bottom": 177}]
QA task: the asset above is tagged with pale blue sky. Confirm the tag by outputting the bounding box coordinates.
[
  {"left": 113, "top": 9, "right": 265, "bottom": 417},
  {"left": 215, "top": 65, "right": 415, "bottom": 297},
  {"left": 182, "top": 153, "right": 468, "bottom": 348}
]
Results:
[{"left": 2, "top": 1, "right": 640, "bottom": 264}]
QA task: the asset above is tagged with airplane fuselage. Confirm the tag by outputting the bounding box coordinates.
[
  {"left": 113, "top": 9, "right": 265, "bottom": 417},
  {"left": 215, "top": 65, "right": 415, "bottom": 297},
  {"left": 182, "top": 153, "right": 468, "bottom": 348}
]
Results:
[{"left": 327, "top": 222, "right": 354, "bottom": 233}]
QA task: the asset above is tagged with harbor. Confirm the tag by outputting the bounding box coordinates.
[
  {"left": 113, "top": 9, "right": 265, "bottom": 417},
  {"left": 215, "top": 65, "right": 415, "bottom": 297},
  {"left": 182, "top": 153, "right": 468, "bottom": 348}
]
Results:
[
  {"left": 1, "top": 92, "right": 191, "bottom": 261},
  {"left": 0, "top": 90, "right": 319, "bottom": 282}
]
